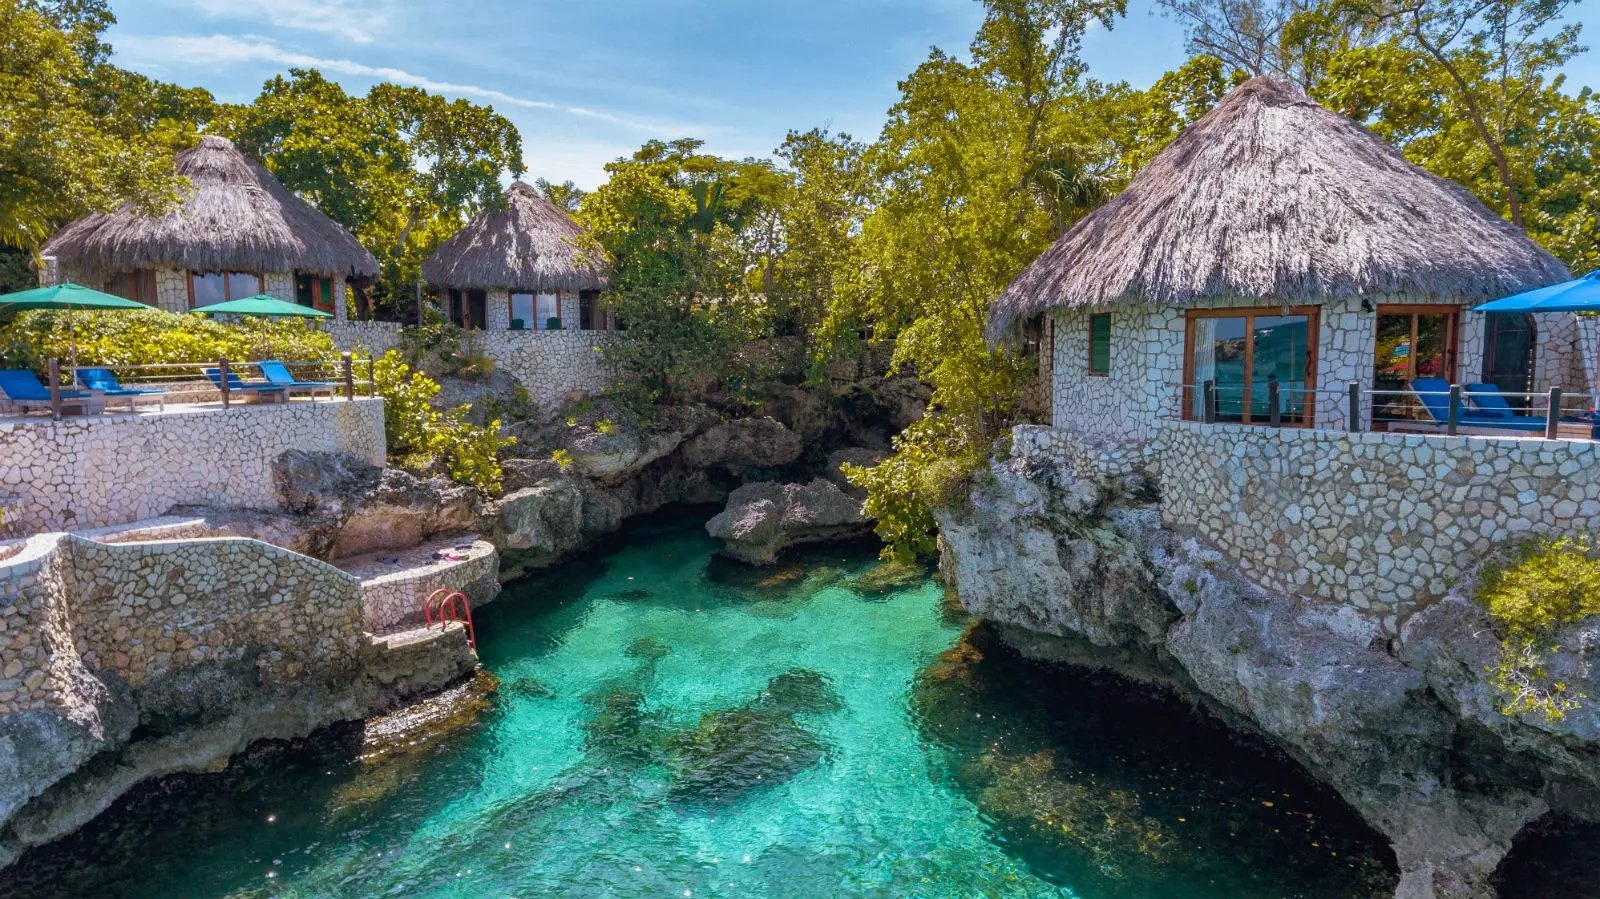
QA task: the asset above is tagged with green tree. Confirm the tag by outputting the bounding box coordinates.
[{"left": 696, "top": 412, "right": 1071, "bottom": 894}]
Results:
[
  {"left": 828, "top": 0, "right": 1122, "bottom": 559},
  {"left": 0, "top": 0, "right": 202, "bottom": 249},
  {"left": 536, "top": 177, "right": 588, "bottom": 213},
  {"left": 219, "top": 70, "right": 525, "bottom": 318}
]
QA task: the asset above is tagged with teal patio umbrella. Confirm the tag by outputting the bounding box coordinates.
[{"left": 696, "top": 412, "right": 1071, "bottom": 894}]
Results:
[
  {"left": 0, "top": 282, "right": 148, "bottom": 379},
  {"left": 192, "top": 294, "right": 331, "bottom": 318}
]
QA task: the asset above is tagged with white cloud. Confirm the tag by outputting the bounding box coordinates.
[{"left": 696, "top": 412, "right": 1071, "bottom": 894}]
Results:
[
  {"left": 114, "top": 34, "right": 677, "bottom": 132},
  {"left": 187, "top": 0, "right": 392, "bottom": 44}
]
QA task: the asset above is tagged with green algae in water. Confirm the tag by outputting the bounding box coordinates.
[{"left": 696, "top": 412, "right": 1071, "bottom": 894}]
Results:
[{"left": 0, "top": 515, "right": 1398, "bottom": 898}]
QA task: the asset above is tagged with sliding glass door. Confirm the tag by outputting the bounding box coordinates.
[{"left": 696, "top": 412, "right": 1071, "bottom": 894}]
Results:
[
  {"left": 1185, "top": 307, "right": 1318, "bottom": 425},
  {"left": 1373, "top": 305, "right": 1458, "bottom": 422}
]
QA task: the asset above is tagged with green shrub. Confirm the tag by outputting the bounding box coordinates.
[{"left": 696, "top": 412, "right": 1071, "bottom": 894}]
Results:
[
  {"left": 0, "top": 307, "right": 339, "bottom": 372},
  {"left": 371, "top": 351, "right": 514, "bottom": 494},
  {"left": 1477, "top": 535, "right": 1600, "bottom": 722}
]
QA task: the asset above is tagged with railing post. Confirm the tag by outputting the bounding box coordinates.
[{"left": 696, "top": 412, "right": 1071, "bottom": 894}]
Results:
[
  {"left": 219, "top": 358, "right": 230, "bottom": 408},
  {"left": 1347, "top": 382, "right": 1361, "bottom": 433},
  {"left": 1446, "top": 383, "right": 1461, "bottom": 436},
  {"left": 1268, "top": 378, "right": 1281, "bottom": 428},
  {"left": 46, "top": 358, "right": 62, "bottom": 420},
  {"left": 366, "top": 358, "right": 376, "bottom": 397},
  {"left": 1546, "top": 387, "right": 1562, "bottom": 440},
  {"left": 1203, "top": 379, "right": 1217, "bottom": 424},
  {"left": 342, "top": 353, "right": 354, "bottom": 400}
]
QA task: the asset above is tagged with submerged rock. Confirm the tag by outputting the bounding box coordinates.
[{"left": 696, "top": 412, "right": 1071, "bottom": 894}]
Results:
[
  {"left": 935, "top": 432, "right": 1600, "bottom": 899},
  {"left": 706, "top": 480, "right": 869, "bottom": 565}
]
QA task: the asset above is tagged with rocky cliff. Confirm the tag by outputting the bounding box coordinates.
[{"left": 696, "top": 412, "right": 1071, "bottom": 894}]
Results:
[{"left": 935, "top": 434, "right": 1600, "bottom": 899}]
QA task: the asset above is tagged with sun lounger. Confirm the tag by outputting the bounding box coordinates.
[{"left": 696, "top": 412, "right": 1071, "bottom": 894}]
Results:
[
  {"left": 0, "top": 369, "right": 103, "bottom": 416},
  {"left": 1466, "top": 383, "right": 1600, "bottom": 439},
  {"left": 257, "top": 360, "right": 339, "bottom": 400},
  {"left": 1392, "top": 378, "right": 1548, "bottom": 435},
  {"left": 203, "top": 368, "right": 288, "bottom": 404},
  {"left": 76, "top": 367, "right": 166, "bottom": 412}
]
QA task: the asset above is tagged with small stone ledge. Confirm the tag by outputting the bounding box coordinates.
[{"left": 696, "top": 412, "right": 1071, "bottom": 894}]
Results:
[{"left": 339, "top": 536, "right": 499, "bottom": 635}]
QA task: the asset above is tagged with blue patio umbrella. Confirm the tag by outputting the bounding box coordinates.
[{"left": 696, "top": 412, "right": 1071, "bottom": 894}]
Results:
[{"left": 1473, "top": 271, "right": 1600, "bottom": 313}]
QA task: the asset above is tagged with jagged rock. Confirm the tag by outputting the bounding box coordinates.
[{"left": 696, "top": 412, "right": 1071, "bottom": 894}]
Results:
[
  {"left": 489, "top": 478, "right": 587, "bottom": 562},
  {"left": 271, "top": 451, "right": 476, "bottom": 561},
  {"left": 433, "top": 370, "right": 521, "bottom": 426},
  {"left": 823, "top": 448, "right": 888, "bottom": 498},
  {"left": 935, "top": 434, "right": 1600, "bottom": 899},
  {"left": 682, "top": 417, "right": 803, "bottom": 472},
  {"left": 500, "top": 457, "right": 563, "bottom": 492},
  {"left": 706, "top": 479, "right": 868, "bottom": 565}
]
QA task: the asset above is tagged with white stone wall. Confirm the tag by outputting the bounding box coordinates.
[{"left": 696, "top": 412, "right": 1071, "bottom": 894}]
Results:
[
  {"left": 262, "top": 271, "right": 294, "bottom": 302},
  {"left": 1052, "top": 296, "right": 1525, "bottom": 439},
  {"left": 325, "top": 321, "right": 614, "bottom": 412},
  {"left": 485, "top": 288, "right": 511, "bottom": 331},
  {"left": 154, "top": 266, "right": 187, "bottom": 312},
  {"left": 0, "top": 398, "right": 385, "bottom": 534},
  {"left": 1149, "top": 419, "right": 1600, "bottom": 629},
  {"left": 333, "top": 279, "right": 349, "bottom": 323}
]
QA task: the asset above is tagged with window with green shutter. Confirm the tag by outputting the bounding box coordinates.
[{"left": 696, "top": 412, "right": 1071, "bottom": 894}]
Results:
[{"left": 1088, "top": 313, "right": 1111, "bottom": 375}]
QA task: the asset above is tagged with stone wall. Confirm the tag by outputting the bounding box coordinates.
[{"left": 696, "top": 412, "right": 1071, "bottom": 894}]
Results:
[
  {"left": 1148, "top": 419, "right": 1600, "bottom": 629},
  {"left": 325, "top": 321, "right": 614, "bottom": 412},
  {"left": 0, "top": 398, "right": 385, "bottom": 535},
  {"left": 1049, "top": 295, "right": 1546, "bottom": 440}
]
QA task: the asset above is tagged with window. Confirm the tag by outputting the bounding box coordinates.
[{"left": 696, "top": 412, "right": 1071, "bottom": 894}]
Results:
[
  {"left": 105, "top": 270, "right": 156, "bottom": 306},
  {"left": 1184, "top": 307, "right": 1319, "bottom": 426},
  {"left": 579, "top": 290, "right": 608, "bottom": 330},
  {"left": 510, "top": 292, "right": 534, "bottom": 330},
  {"left": 294, "top": 274, "right": 335, "bottom": 313},
  {"left": 188, "top": 271, "right": 262, "bottom": 308},
  {"left": 1087, "top": 313, "right": 1111, "bottom": 376},
  {"left": 1372, "top": 305, "right": 1459, "bottom": 422},
  {"left": 445, "top": 289, "right": 486, "bottom": 329},
  {"left": 536, "top": 293, "right": 560, "bottom": 330}
]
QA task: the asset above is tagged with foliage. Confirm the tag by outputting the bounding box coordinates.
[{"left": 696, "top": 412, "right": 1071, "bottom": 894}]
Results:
[
  {"left": 1476, "top": 535, "right": 1600, "bottom": 722},
  {"left": 0, "top": 307, "right": 337, "bottom": 372},
  {"left": 217, "top": 69, "right": 524, "bottom": 317},
  {"left": 0, "top": 0, "right": 208, "bottom": 249},
  {"left": 579, "top": 139, "right": 782, "bottom": 408},
  {"left": 536, "top": 177, "right": 588, "bottom": 213},
  {"left": 371, "top": 351, "right": 513, "bottom": 494}
]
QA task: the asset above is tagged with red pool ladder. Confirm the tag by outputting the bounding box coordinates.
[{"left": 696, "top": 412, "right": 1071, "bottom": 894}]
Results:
[{"left": 424, "top": 588, "right": 476, "bottom": 650}]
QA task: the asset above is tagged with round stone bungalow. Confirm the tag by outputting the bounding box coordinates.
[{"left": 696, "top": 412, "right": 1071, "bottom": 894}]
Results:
[
  {"left": 990, "top": 76, "right": 1586, "bottom": 442},
  {"left": 420, "top": 181, "right": 611, "bottom": 332},
  {"left": 38, "top": 136, "right": 379, "bottom": 323}
]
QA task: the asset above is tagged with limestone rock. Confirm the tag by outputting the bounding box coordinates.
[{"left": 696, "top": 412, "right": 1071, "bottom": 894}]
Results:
[
  {"left": 823, "top": 448, "right": 889, "bottom": 498},
  {"left": 706, "top": 479, "right": 868, "bottom": 565},
  {"left": 683, "top": 417, "right": 803, "bottom": 472},
  {"left": 271, "top": 450, "right": 476, "bottom": 561}
]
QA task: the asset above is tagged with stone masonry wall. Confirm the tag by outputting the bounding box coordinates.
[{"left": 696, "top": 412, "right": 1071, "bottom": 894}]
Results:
[
  {"left": 0, "top": 398, "right": 385, "bottom": 535},
  {"left": 1051, "top": 296, "right": 1515, "bottom": 440},
  {"left": 0, "top": 534, "right": 366, "bottom": 718},
  {"left": 326, "top": 321, "right": 614, "bottom": 412},
  {"left": 1148, "top": 419, "right": 1600, "bottom": 630}
]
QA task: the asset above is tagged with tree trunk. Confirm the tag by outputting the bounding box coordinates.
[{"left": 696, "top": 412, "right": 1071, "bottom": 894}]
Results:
[
  {"left": 352, "top": 283, "right": 372, "bottom": 321},
  {"left": 1413, "top": 26, "right": 1525, "bottom": 228}
]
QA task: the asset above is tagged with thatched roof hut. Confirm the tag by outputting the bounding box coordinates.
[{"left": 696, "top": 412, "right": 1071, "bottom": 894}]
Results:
[
  {"left": 41, "top": 136, "right": 379, "bottom": 280},
  {"left": 989, "top": 76, "right": 1567, "bottom": 341},
  {"left": 421, "top": 181, "right": 607, "bottom": 292}
]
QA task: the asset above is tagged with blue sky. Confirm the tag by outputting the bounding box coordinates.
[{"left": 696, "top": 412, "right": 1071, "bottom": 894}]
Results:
[{"left": 109, "top": 0, "right": 1600, "bottom": 188}]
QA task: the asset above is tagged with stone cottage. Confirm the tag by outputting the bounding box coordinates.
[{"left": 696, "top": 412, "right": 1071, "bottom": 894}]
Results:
[
  {"left": 990, "top": 76, "right": 1586, "bottom": 442},
  {"left": 421, "top": 181, "right": 611, "bottom": 332},
  {"left": 38, "top": 135, "right": 379, "bottom": 322}
]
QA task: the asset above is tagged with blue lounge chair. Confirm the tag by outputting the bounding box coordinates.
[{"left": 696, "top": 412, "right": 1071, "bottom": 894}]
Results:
[
  {"left": 1467, "top": 383, "right": 1600, "bottom": 439},
  {"left": 257, "top": 360, "right": 339, "bottom": 400},
  {"left": 0, "top": 369, "right": 102, "bottom": 416},
  {"left": 204, "top": 368, "right": 287, "bottom": 404},
  {"left": 1405, "top": 378, "right": 1546, "bottom": 434},
  {"left": 77, "top": 367, "right": 165, "bottom": 412}
]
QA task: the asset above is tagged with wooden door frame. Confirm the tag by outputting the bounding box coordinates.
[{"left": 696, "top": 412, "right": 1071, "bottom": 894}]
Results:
[{"left": 1181, "top": 306, "right": 1321, "bottom": 426}]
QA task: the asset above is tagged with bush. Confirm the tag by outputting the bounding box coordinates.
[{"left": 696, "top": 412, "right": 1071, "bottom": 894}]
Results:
[
  {"left": 1477, "top": 535, "right": 1600, "bottom": 722},
  {"left": 0, "top": 307, "right": 339, "bottom": 372},
  {"left": 371, "top": 351, "right": 514, "bottom": 494}
]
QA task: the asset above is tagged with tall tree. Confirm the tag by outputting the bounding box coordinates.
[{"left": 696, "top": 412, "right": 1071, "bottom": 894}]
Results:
[
  {"left": 0, "top": 0, "right": 204, "bottom": 249},
  {"left": 535, "top": 178, "right": 588, "bottom": 213}
]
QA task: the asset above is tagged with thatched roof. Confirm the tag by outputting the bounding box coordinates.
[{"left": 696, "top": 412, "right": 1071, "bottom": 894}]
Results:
[
  {"left": 989, "top": 76, "right": 1568, "bottom": 340},
  {"left": 42, "top": 136, "right": 379, "bottom": 280},
  {"left": 421, "top": 181, "right": 607, "bottom": 292}
]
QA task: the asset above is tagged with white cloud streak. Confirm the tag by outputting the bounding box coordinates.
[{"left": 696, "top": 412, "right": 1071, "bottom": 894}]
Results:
[
  {"left": 115, "top": 34, "right": 674, "bottom": 132},
  {"left": 187, "top": 0, "right": 393, "bottom": 44}
]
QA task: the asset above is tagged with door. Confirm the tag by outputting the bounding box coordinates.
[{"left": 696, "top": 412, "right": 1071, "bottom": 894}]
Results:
[
  {"left": 1482, "top": 313, "right": 1536, "bottom": 413},
  {"left": 1373, "top": 305, "right": 1459, "bottom": 422},
  {"left": 1184, "top": 307, "right": 1319, "bottom": 425}
]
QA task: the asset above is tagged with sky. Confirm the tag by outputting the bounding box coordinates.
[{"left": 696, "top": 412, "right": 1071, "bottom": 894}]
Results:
[{"left": 109, "top": 0, "right": 1600, "bottom": 189}]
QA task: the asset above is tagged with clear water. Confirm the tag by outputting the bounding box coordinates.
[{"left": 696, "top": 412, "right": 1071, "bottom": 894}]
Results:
[{"left": 2, "top": 514, "right": 1401, "bottom": 899}]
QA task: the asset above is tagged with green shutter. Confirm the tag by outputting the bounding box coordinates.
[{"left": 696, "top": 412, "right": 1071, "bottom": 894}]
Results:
[{"left": 1089, "top": 314, "right": 1111, "bottom": 374}]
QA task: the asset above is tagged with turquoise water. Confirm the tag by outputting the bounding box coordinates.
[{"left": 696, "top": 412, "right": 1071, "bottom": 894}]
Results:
[{"left": 2, "top": 514, "right": 1399, "bottom": 898}]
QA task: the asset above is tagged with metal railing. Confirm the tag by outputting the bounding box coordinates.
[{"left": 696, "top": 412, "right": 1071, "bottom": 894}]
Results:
[
  {"left": 28, "top": 354, "right": 378, "bottom": 420},
  {"left": 1175, "top": 379, "right": 1596, "bottom": 441}
]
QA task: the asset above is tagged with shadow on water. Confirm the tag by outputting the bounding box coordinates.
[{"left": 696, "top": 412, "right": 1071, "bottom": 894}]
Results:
[
  {"left": 912, "top": 622, "right": 1401, "bottom": 899},
  {"left": 1493, "top": 815, "right": 1600, "bottom": 897}
]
